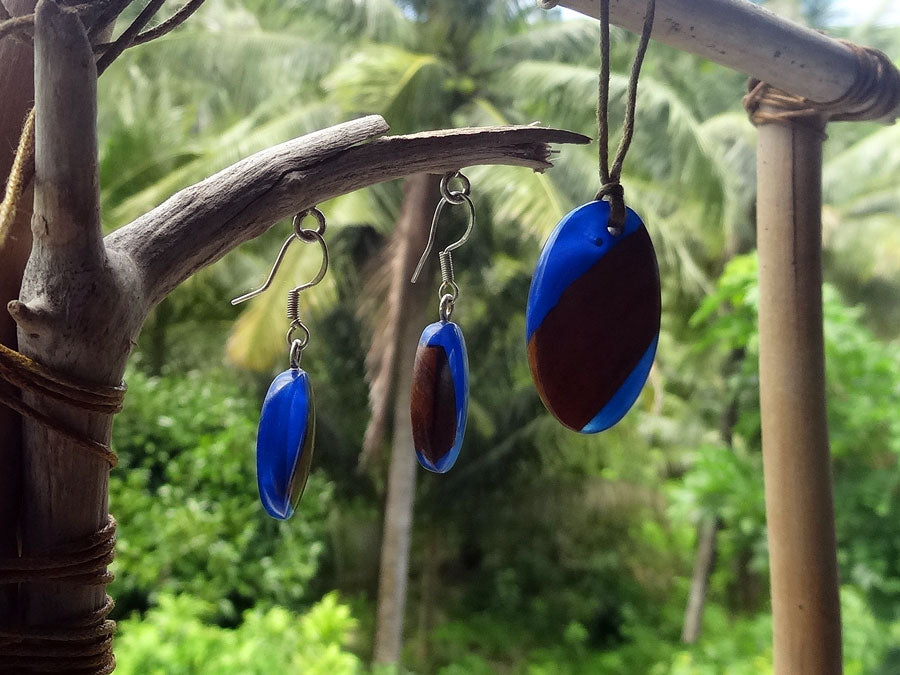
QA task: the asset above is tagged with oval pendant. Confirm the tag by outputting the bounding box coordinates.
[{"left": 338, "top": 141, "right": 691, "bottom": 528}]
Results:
[
  {"left": 256, "top": 369, "right": 316, "bottom": 519},
  {"left": 526, "top": 200, "right": 660, "bottom": 433},
  {"left": 410, "top": 321, "right": 468, "bottom": 473}
]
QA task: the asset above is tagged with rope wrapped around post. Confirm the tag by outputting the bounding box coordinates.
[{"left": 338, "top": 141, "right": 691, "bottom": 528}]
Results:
[
  {"left": 743, "top": 40, "right": 900, "bottom": 126},
  {"left": 0, "top": 342, "right": 123, "bottom": 674}
]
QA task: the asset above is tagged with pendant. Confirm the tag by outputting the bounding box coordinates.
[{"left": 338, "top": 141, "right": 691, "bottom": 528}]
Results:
[
  {"left": 526, "top": 200, "right": 660, "bottom": 432},
  {"left": 256, "top": 369, "right": 316, "bottom": 519},
  {"left": 410, "top": 321, "right": 468, "bottom": 473}
]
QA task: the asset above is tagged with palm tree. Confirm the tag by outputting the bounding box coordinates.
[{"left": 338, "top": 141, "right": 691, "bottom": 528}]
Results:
[{"left": 320, "top": 1, "right": 760, "bottom": 663}]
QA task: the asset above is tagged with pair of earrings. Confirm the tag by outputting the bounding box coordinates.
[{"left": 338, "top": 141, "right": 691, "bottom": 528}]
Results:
[{"left": 408, "top": 173, "right": 661, "bottom": 475}]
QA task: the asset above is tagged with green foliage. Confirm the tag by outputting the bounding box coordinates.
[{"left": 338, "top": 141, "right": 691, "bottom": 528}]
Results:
[
  {"left": 110, "top": 369, "right": 333, "bottom": 620},
  {"left": 93, "top": 1, "right": 900, "bottom": 673},
  {"left": 115, "top": 592, "right": 362, "bottom": 674}
]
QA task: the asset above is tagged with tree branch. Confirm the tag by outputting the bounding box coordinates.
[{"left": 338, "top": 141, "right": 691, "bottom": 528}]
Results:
[
  {"left": 107, "top": 119, "right": 589, "bottom": 307},
  {"left": 33, "top": 0, "right": 101, "bottom": 251}
]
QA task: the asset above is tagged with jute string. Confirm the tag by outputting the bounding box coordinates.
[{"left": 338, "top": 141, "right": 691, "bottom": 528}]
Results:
[
  {"left": 0, "top": 109, "right": 35, "bottom": 249},
  {"left": 0, "top": 595, "right": 117, "bottom": 674},
  {"left": 0, "top": 341, "right": 123, "bottom": 673},
  {"left": 743, "top": 41, "right": 900, "bottom": 127},
  {"left": 593, "top": 0, "right": 656, "bottom": 234}
]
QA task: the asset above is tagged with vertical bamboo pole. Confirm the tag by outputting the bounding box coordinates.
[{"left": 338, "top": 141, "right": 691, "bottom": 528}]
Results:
[{"left": 755, "top": 112, "right": 842, "bottom": 673}]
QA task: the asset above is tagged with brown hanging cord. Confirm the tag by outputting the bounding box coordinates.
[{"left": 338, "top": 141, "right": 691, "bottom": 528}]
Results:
[
  {"left": 744, "top": 41, "right": 900, "bottom": 128},
  {"left": 594, "top": 0, "right": 656, "bottom": 235}
]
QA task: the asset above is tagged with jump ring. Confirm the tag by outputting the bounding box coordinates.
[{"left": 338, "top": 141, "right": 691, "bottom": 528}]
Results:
[
  {"left": 293, "top": 207, "right": 327, "bottom": 239},
  {"left": 289, "top": 339, "right": 305, "bottom": 369},
  {"left": 438, "top": 280, "right": 459, "bottom": 301},
  {"left": 286, "top": 320, "right": 311, "bottom": 349},
  {"left": 440, "top": 172, "right": 470, "bottom": 204},
  {"left": 439, "top": 293, "right": 455, "bottom": 322}
]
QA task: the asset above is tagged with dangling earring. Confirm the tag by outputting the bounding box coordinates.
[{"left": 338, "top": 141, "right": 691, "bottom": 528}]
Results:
[
  {"left": 408, "top": 171, "right": 474, "bottom": 473},
  {"left": 526, "top": 0, "right": 661, "bottom": 433},
  {"left": 231, "top": 208, "right": 329, "bottom": 519}
]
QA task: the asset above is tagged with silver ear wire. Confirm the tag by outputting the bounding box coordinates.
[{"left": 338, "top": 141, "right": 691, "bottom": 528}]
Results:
[
  {"left": 231, "top": 208, "right": 328, "bottom": 306},
  {"left": 410, "top": 171, "right": 475, "bottom": 321},
  {"left": 230, "top": 207, "right": 329, "bottom": 368}
]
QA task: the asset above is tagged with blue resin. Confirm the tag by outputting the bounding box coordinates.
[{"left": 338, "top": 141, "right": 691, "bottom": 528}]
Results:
[
  {"left": 416, "top": 321, "right": 468, "bottom": 473},
  {"left": 526, "top": 200, "right": 644, "bottom": 342},
  {"left": 526, "top": 200, "right": 659, "bottom": 433},
  {"left": 256, "top": 369, "right": 314, "bottom": 520}
]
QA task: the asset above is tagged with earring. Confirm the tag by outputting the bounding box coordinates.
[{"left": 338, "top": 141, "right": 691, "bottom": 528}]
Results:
[
  {"left": 231, "top": 208, "right": 329, "bottom": 519},
  {"left": 525, "top": 202, "right": 661, "bottom": 433},
  {"left": 408, "top": 171, "right": 473, "bottom": 473}
]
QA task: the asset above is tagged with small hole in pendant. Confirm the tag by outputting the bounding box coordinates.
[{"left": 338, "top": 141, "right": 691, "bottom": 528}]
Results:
[{"left": 594, "top": 237, "right": 605, "bottom": 247}]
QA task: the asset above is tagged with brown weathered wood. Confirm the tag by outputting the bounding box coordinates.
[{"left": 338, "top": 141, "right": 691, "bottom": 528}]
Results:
[
  {"left": 755, "top": 112, "right": 842, "bottom": 673},
  {"left": 17, "top": 0, "right": 120, "bottom": 629},
  {"left": 558, "top": 0, "right": 900, "bottom": 120},
  {"left": 106, "top": 123, "right": 589, "bottom": 307}
]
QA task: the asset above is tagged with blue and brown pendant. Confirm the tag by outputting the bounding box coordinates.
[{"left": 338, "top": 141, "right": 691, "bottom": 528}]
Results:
[
  {"left": 256, "top": 369, "right": 316, "bottom": 519},
  {"left": 410, "top": 321, "right": 469, "bottom": 473},
  {"left": 526, "top": 200, "right": 660, "bottom": 432}
]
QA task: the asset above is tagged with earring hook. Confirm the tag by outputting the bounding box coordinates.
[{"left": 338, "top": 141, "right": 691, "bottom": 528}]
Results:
[
  {"left": 231, "top": 208, "right": 329, "bottom": 306},
  {"left": 411, "top": 172, "right": 475, "bottom": 284}
]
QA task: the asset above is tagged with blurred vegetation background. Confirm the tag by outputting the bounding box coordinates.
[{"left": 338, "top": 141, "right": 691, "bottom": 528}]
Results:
[{"left": 96, "top": 0, "right": 900, "bottom": 672}]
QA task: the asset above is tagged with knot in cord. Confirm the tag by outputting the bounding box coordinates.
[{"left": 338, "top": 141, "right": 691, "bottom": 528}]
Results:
[{"left": 594, "top": 182, "right": 626, "bottom": 234}]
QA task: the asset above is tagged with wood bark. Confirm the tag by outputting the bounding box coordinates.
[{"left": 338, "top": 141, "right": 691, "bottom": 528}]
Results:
[
  {"left": 372, "top": 173, "right": 440, "bottom": 665},
  {"left": 755, "top": 112, "right": 842, "bottom": 673},
  {"left": 17, "top": 0, "right": 121, "bottom": 627},
  {"left": 558, "top": 0, "right": 900, "bottom": 120},
  {"left": 5, "top": 0, "right": 587, "bottom": 643},
  {"left": 0, "top": 0, "right": 36, "bottom": 628}
]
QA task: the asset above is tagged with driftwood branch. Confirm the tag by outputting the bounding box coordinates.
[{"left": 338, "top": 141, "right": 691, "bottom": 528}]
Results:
[
  {"left": 15, "top": 0, "right": 129, "bottom": 630},
  {"left": 107, "top": 119, "right": 589, "bottom": 307},
  {"left": 32, "top": 0, "right": 100, "bottom": 248}
]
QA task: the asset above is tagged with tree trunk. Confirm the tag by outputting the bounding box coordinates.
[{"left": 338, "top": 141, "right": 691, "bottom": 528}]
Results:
[
  {"left": 681, "top": 516, "right": 720, "bottom": 643},
  {"left": 372, "top": 172, "right": 440, "bottom": 665}
]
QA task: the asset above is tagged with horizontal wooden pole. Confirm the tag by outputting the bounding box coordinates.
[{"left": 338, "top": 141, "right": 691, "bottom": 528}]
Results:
[{"left": 557, "top": 0, "right": 900, "bottom": 119}]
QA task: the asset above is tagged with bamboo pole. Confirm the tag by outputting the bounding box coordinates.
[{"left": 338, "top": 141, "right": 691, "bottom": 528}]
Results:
[
  {"left": 755, "top": 113, "right": 841, "bottom": 673},
  {"left": 556, "top": 0, "right": 900, "bottom": 120}
]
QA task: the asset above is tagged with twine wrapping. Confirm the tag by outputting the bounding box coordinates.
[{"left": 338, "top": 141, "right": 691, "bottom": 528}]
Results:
[
  {"left": 0, "top": 341, "right": 123, "bottom": 672},
  {"left": 0, "top": 595, "right": 116, "bottom": 674},
  {"left": 744, "top": 41, "right": 900, "bottom": 127}
]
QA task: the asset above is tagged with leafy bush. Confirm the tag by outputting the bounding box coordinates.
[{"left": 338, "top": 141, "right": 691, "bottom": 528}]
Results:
[
  {"left": 115, "top": 592, "right": 362, "bottom": 674},
  {"left": 110, "top": 368, "right": 333, "bottom": 620}
]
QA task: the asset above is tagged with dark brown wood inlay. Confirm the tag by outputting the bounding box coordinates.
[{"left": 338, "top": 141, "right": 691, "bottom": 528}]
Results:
[
  {"left": 410, "top": 344, "right": 457, "bottom": 463},
  {"left": 528, "top": 227, "right": 660, "bottom": 430},
  {"left": 288, "top": 390, "right": 316, "bottom": 508}
]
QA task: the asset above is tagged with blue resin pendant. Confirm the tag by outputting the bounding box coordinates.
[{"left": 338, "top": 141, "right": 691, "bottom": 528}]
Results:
[
  {"left": 526, "top": 200, "right": 660, "bottom": 432},
  {"left": 256, "top": 369, "right": 316, "bottom": 519},
  {"left": 410, "top": 321, "right": 469, "bottom": 473}
]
